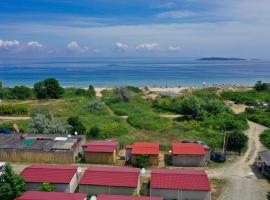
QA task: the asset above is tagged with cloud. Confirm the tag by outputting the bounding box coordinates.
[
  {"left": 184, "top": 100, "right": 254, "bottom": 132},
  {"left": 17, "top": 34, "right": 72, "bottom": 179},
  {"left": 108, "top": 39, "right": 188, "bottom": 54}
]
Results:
[
  {"left": 168, "top": 46, "right": 181, "bottom": 51},
  {"left": 157, "top": 10, "right": 196, "bottom": 19},
  {"left": 0, "top": 40, "right": 20, "bottom": 49},
  {"left": 151, "top": 2, "right": 176, "bottom": 9},
  {"left": 136, "top": 43, "right": 159, "bottom": 50},
  {"left": 115, "top": 42, "right": 128, "bottom": 51},
  {"left": 27, "top": 41, "right": 43, "bottom": 48},
  {"left": 67, "top": 41, "right": 89, "bottom": 52}
]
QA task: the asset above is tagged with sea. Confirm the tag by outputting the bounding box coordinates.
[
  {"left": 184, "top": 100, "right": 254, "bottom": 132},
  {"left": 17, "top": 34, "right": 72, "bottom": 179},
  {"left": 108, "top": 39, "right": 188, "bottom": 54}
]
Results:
[{"left": 0, "top": 57, "right": 270, "bottom": 87}]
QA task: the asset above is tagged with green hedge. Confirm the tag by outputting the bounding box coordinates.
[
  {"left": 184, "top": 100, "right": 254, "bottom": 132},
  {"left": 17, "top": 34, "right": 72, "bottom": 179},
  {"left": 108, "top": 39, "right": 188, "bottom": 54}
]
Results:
[
  {"left": 260, "top": 129, "right": 270, "bottom": 149},
  {"left": 0, "top": 104, "right": 30, "bottom": 115}
]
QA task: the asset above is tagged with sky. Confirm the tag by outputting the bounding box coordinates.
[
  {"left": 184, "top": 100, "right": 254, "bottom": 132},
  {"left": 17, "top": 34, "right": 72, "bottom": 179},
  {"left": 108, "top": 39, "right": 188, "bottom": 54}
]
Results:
[{"left": 0, "top": 0, "right": 270, "bottom": 58}]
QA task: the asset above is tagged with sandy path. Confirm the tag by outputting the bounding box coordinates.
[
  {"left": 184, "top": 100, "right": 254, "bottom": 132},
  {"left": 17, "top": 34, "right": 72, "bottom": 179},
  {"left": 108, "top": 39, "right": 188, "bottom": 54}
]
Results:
[
  {"left": 0, "top": 116, "right": 30, "bottom": 120},
  {"left": 207, "top": 121, "right": 269, "bottom": 200}
]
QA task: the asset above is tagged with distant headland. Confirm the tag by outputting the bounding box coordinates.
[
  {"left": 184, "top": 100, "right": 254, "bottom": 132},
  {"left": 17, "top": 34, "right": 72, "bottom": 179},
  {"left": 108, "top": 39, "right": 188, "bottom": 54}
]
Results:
[{"left": 197, "top": 57, "right": 246, "bottom": 61}]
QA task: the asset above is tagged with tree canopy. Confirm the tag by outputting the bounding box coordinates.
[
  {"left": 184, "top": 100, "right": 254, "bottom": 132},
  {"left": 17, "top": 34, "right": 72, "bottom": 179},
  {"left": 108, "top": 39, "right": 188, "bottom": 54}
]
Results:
[
  {"left": 0, "top": 164, "right": 26, "bottom": 200},
  {"left": 34, "top": 78, "right": 64, "bottom": 99},
  {"left": 67, "top": 116, "right": 86, "bottom": 135},
  {"left": 254, "top": 81, "right": 269, "bottom": 91},
  {"left": 38, "top": 183, "right": 55, "bottom": 192}
]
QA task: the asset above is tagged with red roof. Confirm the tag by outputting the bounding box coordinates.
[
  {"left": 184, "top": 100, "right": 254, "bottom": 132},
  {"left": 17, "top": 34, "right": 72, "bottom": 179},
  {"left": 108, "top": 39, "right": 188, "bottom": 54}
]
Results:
[
  {"left": 79, "top": 166, "right": 140, "bottom": 187},
  {"left": 20, "top": 165, "right": 78, "bottom": 184},
  {"left": 97, "top": 195, "right": 163, "bottom": 200},
  {"left": 16, "top": 191, "right": 87, "bottom": 200},
  {"left": 172, "top": 143, "right": 205, "bottom": 155},
  {"left": 132, "top": 142, "right": 159, "bottom": 155},
  {"left": 83, "top": 140, "right": 118, "bottom": 153},
  {"left": 151, "top": 169, "right": 211, "bottom": 191}
]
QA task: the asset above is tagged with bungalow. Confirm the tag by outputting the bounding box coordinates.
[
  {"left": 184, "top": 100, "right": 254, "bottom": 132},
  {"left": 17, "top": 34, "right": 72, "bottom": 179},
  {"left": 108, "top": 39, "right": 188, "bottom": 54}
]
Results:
[
  {"left": 257, "top": 150, "right": 270, "bottom": 176},
  {"left": 16, "top": 191, "right": 87, "bottom": 200},
  {"left": 97, "top": 194, "right": 163, "bottom": 200},
  {"left": 131, "top": 142, "right": 160, "bottom": 166},
  {"left": 79, "top": 166, "right": 140, "bottom": 196},
  {"left": 83, "top": 140, "right": 119, "bottom": 164},
  {"left": 150, "top": 169, "right": 211, "bottom": 200},
  {"left": 20, "top": 165, "right": 81, "bottom": 192},
  {"left": 171, "top": 143, "right": 206, "bottom": 167}
]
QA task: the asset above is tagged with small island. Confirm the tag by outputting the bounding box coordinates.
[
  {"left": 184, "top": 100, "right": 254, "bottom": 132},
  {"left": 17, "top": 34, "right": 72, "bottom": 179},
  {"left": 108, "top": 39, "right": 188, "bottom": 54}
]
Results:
[{"left": 197, "top": 57, "right": 246, "bottom": 61}]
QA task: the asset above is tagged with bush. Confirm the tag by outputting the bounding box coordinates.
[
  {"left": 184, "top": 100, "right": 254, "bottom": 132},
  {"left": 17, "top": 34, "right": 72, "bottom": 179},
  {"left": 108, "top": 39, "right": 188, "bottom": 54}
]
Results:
[
  {"left": 88, "top": 85, "right": 96, "bottom": 98},
  {"left": 88, "top": 126, "right": 100, "bottom": 138},
  {"left": 75, "top": 88, "right": 87, "bottom": 96},
  {"left": 134, "top": 154, "right": 150, "bottom": 168},
  {"left": 227, "top": 132, "right": 248, "bottom": 154},
  {"left": 0, "top": 104, "right": 30, "bottom": 115},
  {"left": 115, "top": 87, "right": 132, "bottom": 102},
  {"left": 254, "top": 81, "right": 269, "bottom": 91},
  {"left": 10, "top": 86, "right": 32, "bottom": 100},
  {"left": 0, "top": 164, "right": 26, "bottom": 200},
  {"left": 29, "top": 114, "right": 71, "bottom": 134},
  {"left": 38, "top": 183, "right": 55, "bottom": 192},
  {"left": 245, "top": 108, "right": 270, "bottom": 127},
  {"left": 68, "top": 116, "right": 86, "bottom": 135},
  {"left": 34, "top": 78, "right": 64, "bottom": 99},
  {"left": 260, "top": 129, "right": 270, "bottom": 149}
]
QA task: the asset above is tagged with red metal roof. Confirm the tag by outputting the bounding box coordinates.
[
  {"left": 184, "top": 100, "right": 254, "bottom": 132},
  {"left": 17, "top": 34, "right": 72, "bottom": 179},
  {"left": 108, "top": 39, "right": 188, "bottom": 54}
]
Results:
[
  {"left": 151, "top": 169, "right": 211, "bottom": 191},
  {"left": 131, "top": 142, "right": 159, "bottom": 155},
  {"left": 16, "top": 191, "right": 87, "bottom": 200},
  {"left": 172, "top": 143, "right": 205, "bottom": 155},
  {"left": 83, "top": 140, "right": 118, "bottom": 153},
  {"left": 97, "top": 194, "right": 163, "bottom": 200},
  {"left": 20, "top": 165, "right": 78, "bottom": 184},
  {"left": 79, "top": 166, "right": 140, "bottom": 187}
]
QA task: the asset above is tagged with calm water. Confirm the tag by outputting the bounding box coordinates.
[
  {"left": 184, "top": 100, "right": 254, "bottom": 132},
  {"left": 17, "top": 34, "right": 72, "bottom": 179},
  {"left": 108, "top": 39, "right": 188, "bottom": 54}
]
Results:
[{"left": 0, "top": 58, "right": 270, "bottom": 87}]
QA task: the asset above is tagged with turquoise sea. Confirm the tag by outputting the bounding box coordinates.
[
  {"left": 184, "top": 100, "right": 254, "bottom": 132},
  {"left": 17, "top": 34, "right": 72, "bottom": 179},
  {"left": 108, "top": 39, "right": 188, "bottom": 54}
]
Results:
[{"left": 0, "top": 58, "right": 270, "bottom": 87}]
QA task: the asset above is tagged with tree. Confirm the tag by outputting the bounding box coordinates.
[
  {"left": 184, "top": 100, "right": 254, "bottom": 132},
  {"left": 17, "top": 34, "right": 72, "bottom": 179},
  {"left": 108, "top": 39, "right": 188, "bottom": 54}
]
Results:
[
  {"left": 88, "top": 85, "right": 96, "bottom": 98},
  {"left": 34, "top": 78, "right": 64, "bottom": 99},
  {"left": 38, "top": 183, "right": 55, "bottom": 192},
  {"left": 11, "top": 86, "right": 32, "bottom": 100},
  {"left": 67, "top": 116, "right": 86, "bottom": 135},
  {"left": 227, "top": 132, "right": 248, "bottom": 155},
  {"left": 115, "top": 87, "right": 132, "bottom": 102},
  {"left": 29, "top": 114, "right": 71, "bottom": 135},
  {"left": 88, "top": 126, "right": 100, "bottom": 138},
  {"left": 134, "top": 154, "right": 150, "bottom": 168},
  {"left": 0, "top": 164, "right": 26, "bottom": 200},
  {"left": 254, "top": 81, "right": 268, "bottom": 91},
  {"left": 179, "top": 95, "right": 204, "bottom": 120}
]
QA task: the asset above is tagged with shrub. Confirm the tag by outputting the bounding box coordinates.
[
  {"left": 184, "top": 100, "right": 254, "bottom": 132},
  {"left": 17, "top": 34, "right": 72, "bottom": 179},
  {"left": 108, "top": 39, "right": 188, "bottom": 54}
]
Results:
[
  {"left": 88, "top": 85, "right": 96, "bottom": 98},
  {"left": 115, "top": 87, "right": 132, "bottom": 102},
  {"left": 245, "top": 108, "right": 270, "bottom": 127},
  {"left": 10, "top": 86, "right": 32, "bottom": 100},
  {"left": 68, "top": 116, "right": 86, "bottom": 135},
  {"left": 88, "top": 126, "right": 100, "bottom": 138},
  {"left": 254, "top": 81, "right": 269, "bottom": 91},
  {"left": 0, "top": 164, "right": 26, "bottom": 200},
  {"left": 87, "top": 100, "right": 103, "bottom": 112},
  {"left": 34, "top": 78, "right": 64, "bottom": 99},
  {"left": 38, "top": 183, "right": 55, "bottom": 192},
  {"left": 75, "top": 88, "right": 87, "bottom": 96},
  {"left": 134, "top": 154, "right": 150, "bottom": 168},
  {"left": 227, "top": 132, "right": 248, "bottom": 154},
  {"left": 260, "top": 129, "right": 270, "bottom": 149},
  {"left": 0, "top": 104, "right": 30, "bottom": 115},
  {"left": 29, "top": 114, "right": 71, "bottom": 134}
]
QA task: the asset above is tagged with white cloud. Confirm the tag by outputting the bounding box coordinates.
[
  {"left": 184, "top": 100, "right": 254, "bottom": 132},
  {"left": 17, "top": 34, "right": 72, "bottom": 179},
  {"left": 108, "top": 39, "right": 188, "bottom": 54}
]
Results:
[
  {"left": 115, "top": 42, "right": 128, "bottom": 51},
  {"left": 0, "top": 40, "right": 20, "bottom": 49},
  {"left": 151, "top": 2, "right": 176, "bottom": 9},
  {"left": 136, "top": 43, "right": 159, "bottom": 50},
  {"left": 67, "top": 41, "right": 89, "bottom": 53},
  {"left": 27, "top": 41, "right": 43, "bottom": 48},
  {"left": 168, "top": 46, "right": 181, "bottom": 51},
  {"left": 157, "top": 10, "right": 196, "bottom": 19}
]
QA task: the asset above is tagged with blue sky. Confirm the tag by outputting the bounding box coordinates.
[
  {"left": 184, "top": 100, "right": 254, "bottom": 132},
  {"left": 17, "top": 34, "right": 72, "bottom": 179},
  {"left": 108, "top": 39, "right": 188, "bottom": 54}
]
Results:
[{"left": 0, "top": 0, "right": 270, "bottom": 58}]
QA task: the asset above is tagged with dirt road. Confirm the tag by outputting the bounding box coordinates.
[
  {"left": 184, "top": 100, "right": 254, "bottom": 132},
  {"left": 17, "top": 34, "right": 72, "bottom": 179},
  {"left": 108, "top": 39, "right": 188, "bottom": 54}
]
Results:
[{"left": 207, "top": 121, "right": 269, "bottom": 200}]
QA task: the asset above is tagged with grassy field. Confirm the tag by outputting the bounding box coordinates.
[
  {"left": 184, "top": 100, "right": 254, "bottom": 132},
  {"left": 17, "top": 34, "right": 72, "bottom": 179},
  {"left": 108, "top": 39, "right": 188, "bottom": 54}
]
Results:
[{"left": 0, "top": 87, "right": 248, "bottom": 150}]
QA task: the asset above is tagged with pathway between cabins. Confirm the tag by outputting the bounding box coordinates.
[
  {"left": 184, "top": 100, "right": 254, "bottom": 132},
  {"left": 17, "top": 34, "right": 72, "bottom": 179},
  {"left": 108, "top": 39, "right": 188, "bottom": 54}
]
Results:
[{"left": 207, "top": 121, "right": 269, "bottom": 200}]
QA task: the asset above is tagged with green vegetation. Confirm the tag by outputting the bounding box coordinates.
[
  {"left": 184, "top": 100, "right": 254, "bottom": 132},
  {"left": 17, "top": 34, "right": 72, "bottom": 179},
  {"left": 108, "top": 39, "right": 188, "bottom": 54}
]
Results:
[
  {"left": 68, "top": 116, "right": 86, "bottom": 135},
  {"left": 254, "top": 81, "right": 269, "bottom": 91},
  {"left": 260, "top": 129, "right": 270, "bottom": 149},
  {"left": 38, "top": 183, "right": 55, "bottom": 192},
  {"left": 0, "top": 104, "right": 30, "bottom": 116},
  {"left": 134, "top": 154, "right": 150, "bottom": 168},
  {"left": 244, "top": 108, "right": 270, "bottom": 127},
  {"left": 34, "top": 78, "right": 64, "bottom": 99},
  {"left": 0, "top": 164, "right": 26, "bottom": 200},
  {"left": 29, "top": 114, "right": 71, "bottom": 134}
]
